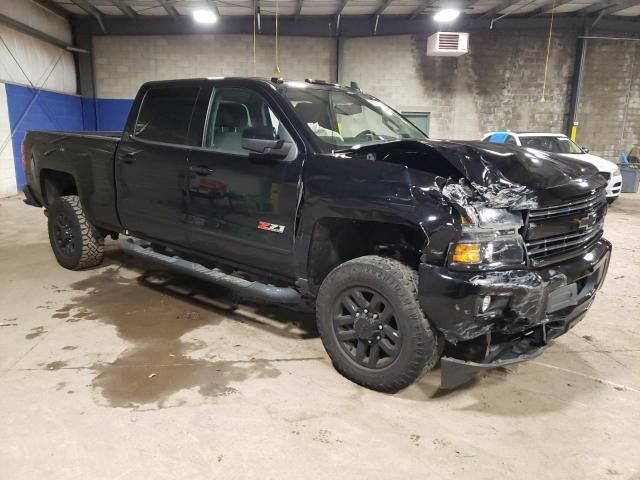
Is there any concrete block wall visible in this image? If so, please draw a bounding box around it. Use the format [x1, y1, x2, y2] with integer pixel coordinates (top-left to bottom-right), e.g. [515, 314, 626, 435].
[577, 36, 640, 161]
[342, 31, 576, 141]
[93, 35, 337, 99]
[63, 30, 640, 163]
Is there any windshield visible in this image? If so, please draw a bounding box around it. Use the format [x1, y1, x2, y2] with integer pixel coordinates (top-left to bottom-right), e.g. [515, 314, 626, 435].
[520, 135, 584, 154]
[282, 86, 426, 150]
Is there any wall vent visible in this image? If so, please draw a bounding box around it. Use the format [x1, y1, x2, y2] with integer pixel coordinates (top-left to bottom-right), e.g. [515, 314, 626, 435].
[426, 32, 469, 56]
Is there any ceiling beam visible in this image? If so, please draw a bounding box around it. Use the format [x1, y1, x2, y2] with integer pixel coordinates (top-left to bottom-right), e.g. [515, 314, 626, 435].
[483, 0, 520, 18]
[587, 0, 640, 26]
[70, 0, 106, 32]
[205, 0, 221, 17]
[598, 0, 640, 16]
[576, 1, 619, 15]
[375, 0, 393, 16]
[110, 0, 137, 19]
[85, 14, 640, 37]
[530, 0, 574, 16]
[157, 0, 179, 18]
[31, 0, 71, 19]
[335, 0, 348, 19]
[409, 1, 433, 19]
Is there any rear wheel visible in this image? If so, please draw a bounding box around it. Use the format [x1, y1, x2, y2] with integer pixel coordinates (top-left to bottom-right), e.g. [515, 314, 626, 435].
[47, 195, 104, 270]
[316, 256, 439, 392]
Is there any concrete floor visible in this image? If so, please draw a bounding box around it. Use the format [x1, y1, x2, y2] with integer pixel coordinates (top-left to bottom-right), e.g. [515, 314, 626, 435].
[1, 194, 639, 480]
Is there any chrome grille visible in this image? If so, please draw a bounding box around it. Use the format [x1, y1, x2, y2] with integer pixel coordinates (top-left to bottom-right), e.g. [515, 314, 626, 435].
[528, 189, 605, 221]
[525, 189, 606, 265]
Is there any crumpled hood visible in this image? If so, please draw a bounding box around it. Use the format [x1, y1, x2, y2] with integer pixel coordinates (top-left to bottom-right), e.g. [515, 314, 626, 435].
[339, 139, 606, 209]
[423, 140, 603, 191]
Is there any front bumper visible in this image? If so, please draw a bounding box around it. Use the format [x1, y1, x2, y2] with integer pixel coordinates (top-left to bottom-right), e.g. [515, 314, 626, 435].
[607, 174, 623, 198]
[418, 239, 611, 388]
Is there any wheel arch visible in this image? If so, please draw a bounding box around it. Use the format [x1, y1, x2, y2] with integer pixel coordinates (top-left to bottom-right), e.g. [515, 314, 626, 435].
[39, 168, 79, 206]
[305, 217, 427, 291]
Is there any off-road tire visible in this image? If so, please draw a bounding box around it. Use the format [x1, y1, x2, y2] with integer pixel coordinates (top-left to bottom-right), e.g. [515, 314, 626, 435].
[48, 195, 104, 270]
[316, 255, 439, 392]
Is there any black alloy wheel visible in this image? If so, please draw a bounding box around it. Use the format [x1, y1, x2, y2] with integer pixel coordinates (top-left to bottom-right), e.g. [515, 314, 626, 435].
[333, 287, 403, 370]
[53, 211, 76, 256]
[47, 195, 104, 270]
[316, 255, 439, 392]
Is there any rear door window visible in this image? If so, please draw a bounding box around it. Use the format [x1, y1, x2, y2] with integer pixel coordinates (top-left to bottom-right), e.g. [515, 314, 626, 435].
[134, 86, 200, 145]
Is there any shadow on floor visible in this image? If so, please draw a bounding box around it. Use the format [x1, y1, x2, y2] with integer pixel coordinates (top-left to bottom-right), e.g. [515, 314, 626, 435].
[44, 246, 319, 409]
[101, 247, 319, 340]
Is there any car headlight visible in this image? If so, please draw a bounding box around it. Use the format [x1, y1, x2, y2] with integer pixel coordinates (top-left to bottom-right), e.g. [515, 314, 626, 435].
[448, 206, 525, 271]
[613, 166, 621, 177]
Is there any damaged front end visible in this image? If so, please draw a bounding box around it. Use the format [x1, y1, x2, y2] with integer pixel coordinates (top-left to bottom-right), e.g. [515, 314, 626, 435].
[419, 141, 612, 389]
[420, 237, 610, 389]
[340, 138, 612, 389]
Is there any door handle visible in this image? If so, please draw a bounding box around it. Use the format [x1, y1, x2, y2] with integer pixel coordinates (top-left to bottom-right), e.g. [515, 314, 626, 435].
[121, 150, 142, 164]
[190, 166, 214, 176]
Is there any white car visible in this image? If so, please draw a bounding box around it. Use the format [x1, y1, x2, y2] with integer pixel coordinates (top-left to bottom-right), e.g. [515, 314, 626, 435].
[481, 132, 622, 203]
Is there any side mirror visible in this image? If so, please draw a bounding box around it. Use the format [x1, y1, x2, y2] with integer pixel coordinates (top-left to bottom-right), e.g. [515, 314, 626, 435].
[581, 145, 590, 153]
[242, 126, 291, 158]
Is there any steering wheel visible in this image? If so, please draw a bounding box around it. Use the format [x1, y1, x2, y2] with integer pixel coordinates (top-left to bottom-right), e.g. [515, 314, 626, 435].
[355, 129, 377, 140]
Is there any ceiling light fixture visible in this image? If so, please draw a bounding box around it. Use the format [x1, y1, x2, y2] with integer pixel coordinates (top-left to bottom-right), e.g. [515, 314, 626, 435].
[433, 8, 460, 22]
[193, 9, 218, 24]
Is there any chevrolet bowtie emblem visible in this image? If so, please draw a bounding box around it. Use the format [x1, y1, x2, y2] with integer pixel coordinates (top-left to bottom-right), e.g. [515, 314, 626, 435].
[576, 214, 595, 230]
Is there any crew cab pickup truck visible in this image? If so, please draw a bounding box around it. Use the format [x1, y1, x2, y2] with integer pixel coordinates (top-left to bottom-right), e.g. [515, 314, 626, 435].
[22, 78, 612, 391]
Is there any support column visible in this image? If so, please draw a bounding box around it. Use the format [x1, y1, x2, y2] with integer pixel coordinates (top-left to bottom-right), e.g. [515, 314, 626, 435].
[566, 23, 589, 141]
[336, 35, 344, 84]
[73, 19, 97, 130]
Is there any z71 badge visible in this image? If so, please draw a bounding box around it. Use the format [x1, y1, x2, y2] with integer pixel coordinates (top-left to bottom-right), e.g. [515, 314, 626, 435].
[257, 221, 286, 233]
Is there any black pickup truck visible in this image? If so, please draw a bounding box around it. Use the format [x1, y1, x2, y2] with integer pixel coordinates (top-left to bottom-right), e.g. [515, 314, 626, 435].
[22, 77, 611, 391]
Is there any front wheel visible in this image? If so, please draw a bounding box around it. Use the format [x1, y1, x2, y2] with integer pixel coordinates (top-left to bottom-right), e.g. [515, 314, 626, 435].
[607, 197, 617, 205]
[316, 256, 439, 392]
[47, 195, 104, 270]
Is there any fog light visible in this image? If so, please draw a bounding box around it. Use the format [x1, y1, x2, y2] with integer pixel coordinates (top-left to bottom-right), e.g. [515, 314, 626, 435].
[481, 295, 491, 313]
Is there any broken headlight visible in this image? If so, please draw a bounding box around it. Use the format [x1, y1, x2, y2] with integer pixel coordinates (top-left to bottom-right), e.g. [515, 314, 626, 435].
[448, 206, 525, 271]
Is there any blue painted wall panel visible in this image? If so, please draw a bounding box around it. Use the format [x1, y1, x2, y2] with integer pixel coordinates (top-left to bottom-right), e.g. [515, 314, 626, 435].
[4, 82, 135, 189]
[5, 83, 85, 189]
[81, 96, 97, 131]
[96, 98, 133, 132]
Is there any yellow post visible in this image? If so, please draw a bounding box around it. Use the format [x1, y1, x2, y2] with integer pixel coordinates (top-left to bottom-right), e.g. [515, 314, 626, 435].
[570, 123, 578, 142]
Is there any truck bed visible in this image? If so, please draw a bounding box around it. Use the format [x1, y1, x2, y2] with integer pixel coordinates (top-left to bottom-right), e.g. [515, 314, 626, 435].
[23, 130, 123, 232]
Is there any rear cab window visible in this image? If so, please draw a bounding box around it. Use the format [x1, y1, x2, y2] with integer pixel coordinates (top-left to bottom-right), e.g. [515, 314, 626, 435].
[134, 86, 201, 145]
